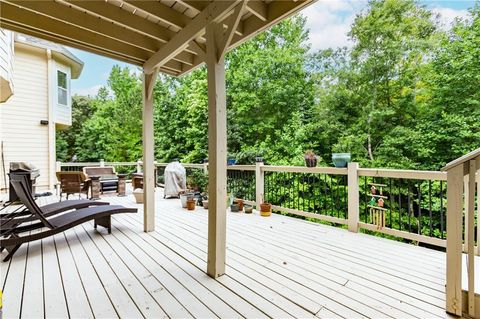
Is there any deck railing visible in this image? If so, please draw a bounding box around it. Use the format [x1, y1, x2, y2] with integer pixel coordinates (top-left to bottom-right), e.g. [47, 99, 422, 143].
[57, 159, 479, 253]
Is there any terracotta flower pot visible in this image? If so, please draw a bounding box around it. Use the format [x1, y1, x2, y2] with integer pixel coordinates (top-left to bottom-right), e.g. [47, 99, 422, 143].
[202, 200, 208, 209]
[234, 199, 244, 211]
[186, 199, 196, 211]
[260, 203, 272, 217]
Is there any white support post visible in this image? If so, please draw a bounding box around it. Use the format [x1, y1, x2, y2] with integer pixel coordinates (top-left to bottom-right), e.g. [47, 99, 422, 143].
[255, 161, 264, 210]
[206, 22, 227, 278]
[99, 159, 105, 167]
[142, 70, 158, 232]
[55, 161, 61, 172]
[466, 160, 476, 316]
[347, 162, 359, 233]
[445, 164, 464, 316]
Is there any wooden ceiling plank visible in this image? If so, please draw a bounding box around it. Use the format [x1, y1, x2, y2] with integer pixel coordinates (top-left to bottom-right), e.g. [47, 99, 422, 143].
[123, 0, 190, 29]
[246, 0, 267, 21]
[0, 21, 144, 65]
[6, 0, 161, 53]
[143, 0, 241, 73]
[174, 0, 207, 13]
[65, 0, 174, 43]
[0, 2, 151, 61]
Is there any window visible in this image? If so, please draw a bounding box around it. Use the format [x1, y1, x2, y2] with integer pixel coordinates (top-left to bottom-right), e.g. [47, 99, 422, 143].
[57, 70, 68, 106]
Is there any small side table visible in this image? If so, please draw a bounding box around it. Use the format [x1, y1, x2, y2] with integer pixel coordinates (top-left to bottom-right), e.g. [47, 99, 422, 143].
[117, 174, 127, 197]
[90, 176, 101, 200]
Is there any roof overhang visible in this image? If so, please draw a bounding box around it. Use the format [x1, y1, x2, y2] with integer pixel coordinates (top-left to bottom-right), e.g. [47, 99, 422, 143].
[0, 0, 314, 77]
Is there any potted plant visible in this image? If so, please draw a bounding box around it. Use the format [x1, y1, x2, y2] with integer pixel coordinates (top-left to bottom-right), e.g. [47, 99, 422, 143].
[133, 188, 143, 204]
[234, 199, 244, 211]
[230, 203, 240, 212]
[244, 204, 253, 214]
[186, 198, 196, 210]
[201, 193, 208, 209]
[304, 150, 319, 167]
[260, 195, 271, 217]
[332, 144, 351, 168]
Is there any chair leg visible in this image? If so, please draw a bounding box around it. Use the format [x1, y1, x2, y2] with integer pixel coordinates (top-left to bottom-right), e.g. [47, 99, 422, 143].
[3, 243, 21, 262]
[94, 216, 111, 234]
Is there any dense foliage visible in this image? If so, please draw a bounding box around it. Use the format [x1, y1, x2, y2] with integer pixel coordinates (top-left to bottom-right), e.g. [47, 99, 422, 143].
[57, 0, 480, 171]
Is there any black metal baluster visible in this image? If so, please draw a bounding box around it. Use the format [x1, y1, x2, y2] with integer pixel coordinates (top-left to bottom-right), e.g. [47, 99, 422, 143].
[408, 181, 412, 233]
[418, 181, 422, 235]
[364, 176, 368, 222]
[429, 180, 433, 237]
[398, 181, 402, 231]
[440, 181, 444, 239]
[389, 179, 393, 227]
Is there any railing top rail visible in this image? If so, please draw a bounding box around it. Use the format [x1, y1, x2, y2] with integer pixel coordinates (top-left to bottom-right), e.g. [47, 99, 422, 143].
[60, 162, 138, 166]
[442, 147, 480, 171]
[262, 165, 348, 175]
[358, 168, 447, 181]
[227, 165, 255, 171]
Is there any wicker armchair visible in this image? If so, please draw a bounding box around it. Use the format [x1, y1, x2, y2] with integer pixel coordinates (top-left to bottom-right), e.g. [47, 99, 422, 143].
[56, 171, 90, 200]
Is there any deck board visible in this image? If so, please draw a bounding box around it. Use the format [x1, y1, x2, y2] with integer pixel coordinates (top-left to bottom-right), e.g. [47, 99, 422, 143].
[0, 189, 459, 318]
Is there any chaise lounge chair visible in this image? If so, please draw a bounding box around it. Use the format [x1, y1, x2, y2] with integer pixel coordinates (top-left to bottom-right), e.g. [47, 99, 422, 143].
[0, 177, 137, 262]
[1, 197, 110, 237]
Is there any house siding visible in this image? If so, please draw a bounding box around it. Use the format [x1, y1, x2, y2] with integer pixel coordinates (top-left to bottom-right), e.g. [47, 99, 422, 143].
[0, 29, 14, 102]
[0, 44, 50, 190]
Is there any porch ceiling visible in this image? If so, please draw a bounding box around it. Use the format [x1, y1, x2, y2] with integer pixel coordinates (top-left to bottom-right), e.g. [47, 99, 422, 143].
[0, 0, 313, 76]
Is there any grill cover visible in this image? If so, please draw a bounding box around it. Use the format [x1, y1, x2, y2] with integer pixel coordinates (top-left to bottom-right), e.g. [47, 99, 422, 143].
[164, 161, 186, 198]
[9, 162, 40, 179]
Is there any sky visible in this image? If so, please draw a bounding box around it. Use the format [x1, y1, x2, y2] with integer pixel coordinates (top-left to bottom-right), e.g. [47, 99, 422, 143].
[70, 0, 475, 96]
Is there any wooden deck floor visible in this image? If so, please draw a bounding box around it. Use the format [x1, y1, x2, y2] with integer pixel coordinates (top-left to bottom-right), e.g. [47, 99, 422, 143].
[1, 189, 454, 318]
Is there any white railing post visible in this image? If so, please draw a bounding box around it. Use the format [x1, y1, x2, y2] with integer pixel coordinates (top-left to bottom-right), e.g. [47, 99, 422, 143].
[348, 162, 359, 232]
[137, 160, 142, 173]
[255, 160, 264, 210]
[203, 161, 209, 174]
[100, 159, 105, 167]
[445, 164, 464, 316]
[55, 161, 61, 172]
[466, 160, 476, 316]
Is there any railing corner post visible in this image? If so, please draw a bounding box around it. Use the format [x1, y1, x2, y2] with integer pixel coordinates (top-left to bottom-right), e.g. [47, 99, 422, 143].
[99, 159, 105, 167]
[55, 161, 61, 172]
[255, 161, 264, 210]
[347, 162, 360, 233]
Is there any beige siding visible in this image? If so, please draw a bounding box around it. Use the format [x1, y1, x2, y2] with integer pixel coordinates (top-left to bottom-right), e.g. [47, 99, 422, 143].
[0, 29, 14, 102]
[0, 44, 50, 190]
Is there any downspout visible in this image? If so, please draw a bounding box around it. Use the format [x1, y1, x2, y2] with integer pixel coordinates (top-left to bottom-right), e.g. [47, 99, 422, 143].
[46, 49, 56, 190]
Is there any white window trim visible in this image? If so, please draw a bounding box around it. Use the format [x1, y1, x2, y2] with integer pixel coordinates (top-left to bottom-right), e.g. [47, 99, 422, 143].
[55, 63, 71, 108]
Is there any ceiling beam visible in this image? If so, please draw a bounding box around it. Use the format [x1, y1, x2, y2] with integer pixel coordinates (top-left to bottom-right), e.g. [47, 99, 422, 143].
[218, 1, 247, 61]
[0, 21, 144, 65]
[177, 0, 312, 76]
[0, 2, 151, 61]
[231, 0, 312, 49]
[123, 0, 190, 29]
[65, 0, 174, 43]
[143, 0, 241, 73]
[246, 1, 267, 21]
[6, 0, 161, 53]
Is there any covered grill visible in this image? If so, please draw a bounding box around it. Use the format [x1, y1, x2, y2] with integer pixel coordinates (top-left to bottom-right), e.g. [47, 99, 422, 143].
[9, 162, 39, 202]
[164, 161, 186, 198]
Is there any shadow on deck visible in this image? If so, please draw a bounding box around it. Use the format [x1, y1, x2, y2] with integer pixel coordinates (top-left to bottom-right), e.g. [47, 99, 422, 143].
[1, 188, 451, 318]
